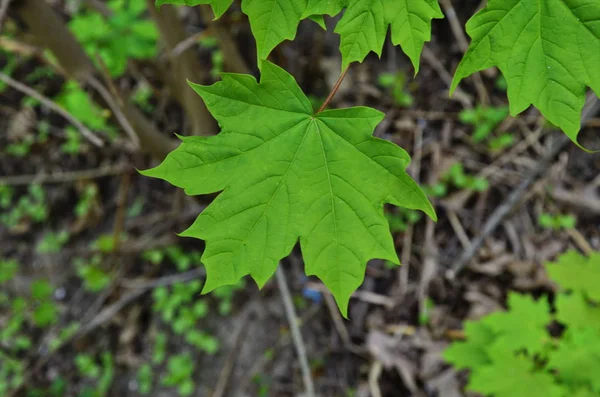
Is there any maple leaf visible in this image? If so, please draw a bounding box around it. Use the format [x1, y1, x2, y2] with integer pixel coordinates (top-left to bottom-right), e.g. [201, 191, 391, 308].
[442, 320, 494, 369]
[547, 327, 600, 392]
[479, 293, 551, 355]
[242, 0, 307, 62]
[335, 0, 443, 71]
[467, 354, 563, 397]
[155, 0, 442, 72]
[156, 0, 233, 18]
[156, 0, 307, 66]
[141, 61, 435, 316]
[451, 0, 600, 145]
[555, 292, 600, 332]
[546, 250, 600, 301]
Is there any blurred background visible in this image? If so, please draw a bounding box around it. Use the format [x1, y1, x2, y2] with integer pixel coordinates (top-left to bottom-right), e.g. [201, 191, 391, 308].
[1, 0, 599, 396]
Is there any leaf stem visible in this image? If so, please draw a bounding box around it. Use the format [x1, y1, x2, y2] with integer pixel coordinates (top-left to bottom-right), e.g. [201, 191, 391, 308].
[317, 65, 350, 114]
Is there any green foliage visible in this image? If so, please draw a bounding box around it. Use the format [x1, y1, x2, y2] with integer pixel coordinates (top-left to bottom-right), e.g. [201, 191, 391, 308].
[55, 82, 112, 136]
[546, 250, 600, 301]
[458, 105, 508, 143]
[131, 82, 155, 112]
[385, 208, 422, 234]
[141, 245, 202, 270]
[443, 250, 600, 397]
[199, 36, 225, 79]
[136, 364, 153, 395]
[31, 279, 58, 327]
[75, 255, 111, 292]
[212, 280, 246, 315]
[157, 0, 442, 71]
[487, 133, 515, 152]
[538, 212, 577, 230]
[0, 185, 14, 209]
[151, 279, 221, 353]
[452, 0, 600, 146]
[27, 377, 67, 397]
[378, 71, 413, 107]
[152, 332, 168, 364]
[75, 184, 99, 219]
[0, 352, 25, 396]
[48, 322, 80, 351]
[75, 352, 114, 397]
[440, 163, 489, 193]
[70, 0, 159, 77]
[0, 259, 18, 284]
[142, 61, 435, 315]
[61, 127, 83, 154]
[0, 184, 48, 229]
[37, 230, 70, 253]
[162, 354, 195, 396]
[91, 233, 127, 253]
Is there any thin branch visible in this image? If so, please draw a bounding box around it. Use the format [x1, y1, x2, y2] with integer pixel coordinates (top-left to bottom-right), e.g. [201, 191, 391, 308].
[211, 303, 256, 397]
[449, 93, 600, 277]
[170, 31, 208, 59]
[0, 0, 11, 33]
[317, 66, 350, 113]
[0, 163, 129, 186]
[0, 71, 104, 147]
[439, 0, 489, 105]
[275, 266, 316, 397]
[86, 76, 141, 149]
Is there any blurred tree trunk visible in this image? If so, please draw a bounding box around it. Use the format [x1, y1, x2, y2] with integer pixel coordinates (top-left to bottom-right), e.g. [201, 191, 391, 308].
[147, 1, 218, 137]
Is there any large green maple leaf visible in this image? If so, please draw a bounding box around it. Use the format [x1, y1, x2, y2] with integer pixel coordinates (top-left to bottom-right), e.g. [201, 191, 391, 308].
[155, 0, 442, 72]
[141, 61, 435, 315]
[451, 0, 600, 145]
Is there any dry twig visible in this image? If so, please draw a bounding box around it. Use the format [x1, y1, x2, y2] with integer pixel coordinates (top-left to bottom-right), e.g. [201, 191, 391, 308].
[0, 0, 11, 32]
[449, 94, 600, 277]
[276, 266, 316, 397]
[0, 71, 104, 147]
[0, 163, 129, 186]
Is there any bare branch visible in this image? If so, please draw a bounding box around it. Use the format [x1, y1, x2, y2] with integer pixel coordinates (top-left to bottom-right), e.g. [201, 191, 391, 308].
[0, 71, 104, 147]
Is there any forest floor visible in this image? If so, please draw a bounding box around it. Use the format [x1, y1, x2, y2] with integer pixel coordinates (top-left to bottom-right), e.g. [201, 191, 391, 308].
[1, 1, 600, 396]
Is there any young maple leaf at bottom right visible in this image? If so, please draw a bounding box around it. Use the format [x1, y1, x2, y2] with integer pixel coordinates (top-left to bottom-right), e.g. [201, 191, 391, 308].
[451, 0, 600, 145]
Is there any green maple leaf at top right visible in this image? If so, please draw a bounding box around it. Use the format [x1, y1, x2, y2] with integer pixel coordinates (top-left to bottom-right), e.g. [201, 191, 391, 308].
[452, 0, 600, 146]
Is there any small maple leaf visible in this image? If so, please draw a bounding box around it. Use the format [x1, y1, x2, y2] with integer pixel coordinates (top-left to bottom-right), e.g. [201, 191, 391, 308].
[546, 250, 600, 301]
[156, 0, 233, 18]
[335, 0, 443, 71]
[142, 61, 435, 316]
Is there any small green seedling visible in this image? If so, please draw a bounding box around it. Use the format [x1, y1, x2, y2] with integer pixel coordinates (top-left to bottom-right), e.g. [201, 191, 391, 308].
[37, 230, 70, 253]
[442, 163, 489, 192]
[538, 213, 577, 230]
[459, 105, 509, 143]
[162, 354, 195, 397]
[0, 184, 48, 229]
[75, 255, 111, 292]
[378, 71, 413, 107]
[69, 0, 158, 77]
